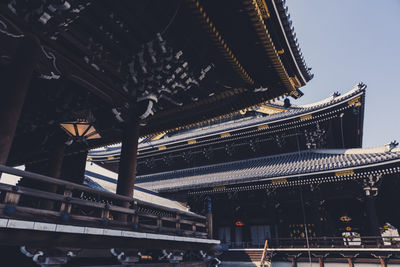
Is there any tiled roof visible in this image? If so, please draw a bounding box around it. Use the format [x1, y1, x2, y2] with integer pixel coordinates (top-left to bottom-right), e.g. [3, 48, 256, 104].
[135, 145, 400, 192]
[84, 162, 191, 213]
[89, 83, 366, 159]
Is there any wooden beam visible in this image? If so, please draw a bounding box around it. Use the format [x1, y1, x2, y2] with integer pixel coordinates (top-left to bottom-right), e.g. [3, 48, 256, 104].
[0, 35, 39, 168]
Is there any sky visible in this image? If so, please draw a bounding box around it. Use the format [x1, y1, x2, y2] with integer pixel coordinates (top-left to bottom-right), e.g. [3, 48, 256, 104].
[286, 0, 400, 148]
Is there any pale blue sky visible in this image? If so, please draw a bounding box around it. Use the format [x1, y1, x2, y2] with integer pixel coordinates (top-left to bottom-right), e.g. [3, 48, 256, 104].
[287, 0, 400, 147]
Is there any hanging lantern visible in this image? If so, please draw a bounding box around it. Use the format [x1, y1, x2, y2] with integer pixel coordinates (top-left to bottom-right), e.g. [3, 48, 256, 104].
[339, 215, 352, 222]
[235, 220, 245, 227]
[60, 119, 101, 142]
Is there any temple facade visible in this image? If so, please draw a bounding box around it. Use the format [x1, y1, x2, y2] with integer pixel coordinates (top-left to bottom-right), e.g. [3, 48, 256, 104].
[89, 83, 400, 266]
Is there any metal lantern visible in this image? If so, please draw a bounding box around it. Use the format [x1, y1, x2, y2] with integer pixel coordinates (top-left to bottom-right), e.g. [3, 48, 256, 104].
[60, 119, 101, 142]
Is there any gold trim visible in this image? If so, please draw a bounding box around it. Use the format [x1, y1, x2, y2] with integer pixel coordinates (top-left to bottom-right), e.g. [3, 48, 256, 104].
[243, 0, 296, 92]
[107, 156, 114, 160]
[348, 96, 361, 106]
[272, 178, 287, 184]
[187, 139, 197, 144]
[149, 132, 166, 141]
[256, 104, 285, 115]
[289, 76, 301, 88]
[187, 0, 254, 85]
[255, 0, 270, 19]
[220, 132, 231, 138]
[158, 146, 167, 150]
[300, 114, 312, 121]
[258, 124, 269, 130]
[213, 186, 226, 191]
[277, 49, 284, 55]
[335, 170, 354, 176]
[289, 89, 302, 99]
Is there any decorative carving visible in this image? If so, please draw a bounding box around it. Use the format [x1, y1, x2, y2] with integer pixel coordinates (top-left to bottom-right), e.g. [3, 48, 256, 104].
[274, 134, 286, 148]
[110, 248, 139, 265]
[304, 123, 326, 149]
[362, 174, 382, 197]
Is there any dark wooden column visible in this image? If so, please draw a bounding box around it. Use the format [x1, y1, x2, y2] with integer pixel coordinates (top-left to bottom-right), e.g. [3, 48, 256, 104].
[117, 106, 140, 203]
[48, 144, 66, 180]
[365, 195, 380, 236]
[363, 176, 382, 238]
[205, 196, 213, 239]
[0, 35, 39, 167]
[61, 151, 88, 184]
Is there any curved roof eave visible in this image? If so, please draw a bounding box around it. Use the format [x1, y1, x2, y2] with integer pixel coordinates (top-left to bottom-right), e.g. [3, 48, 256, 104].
[272, 0, 313, 82]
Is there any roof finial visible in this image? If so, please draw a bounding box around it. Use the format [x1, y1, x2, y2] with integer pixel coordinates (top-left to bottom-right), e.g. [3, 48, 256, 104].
[385, 140, 399, 152]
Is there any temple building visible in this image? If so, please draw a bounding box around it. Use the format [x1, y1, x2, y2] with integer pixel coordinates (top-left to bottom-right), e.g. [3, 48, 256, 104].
[0, 0, 317, 266]
[89, 83, 400, 266]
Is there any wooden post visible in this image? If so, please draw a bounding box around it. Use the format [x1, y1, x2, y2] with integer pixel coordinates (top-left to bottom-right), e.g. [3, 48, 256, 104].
[0, 35, 39, 168]
[379, 258, 386, 267]
[60, 187, 72, 214]
[347, 258, 354, 267]
[176, 214, 181, 234]
[291, 258, 297, 267]
[101, 206, 110, 220]
[117, 105, 139, 204]
[205, 196, 213, 239]
[318, 257, 324, 267]
[157, 217, 162, 232]
[131, 201, 139, 228]
[4, 191, 21, 205]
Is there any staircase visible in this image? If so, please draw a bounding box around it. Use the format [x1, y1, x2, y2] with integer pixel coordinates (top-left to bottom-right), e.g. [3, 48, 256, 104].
[220, 241, 272, 267]
[220, 250, 263, 262]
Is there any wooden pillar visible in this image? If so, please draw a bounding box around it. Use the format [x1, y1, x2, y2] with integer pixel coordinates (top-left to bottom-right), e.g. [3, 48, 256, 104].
[48, 144, 65, 180]
[366, 195, 380, 237]
[363, 176, 382, 239]
[0, 35, 39, 168]
[61, 151, 87, 184]
[117, 106, 140, 203]
[41, 144, 65, 210]
[205, 196, 213, 239]
[43, 144, 65, 191]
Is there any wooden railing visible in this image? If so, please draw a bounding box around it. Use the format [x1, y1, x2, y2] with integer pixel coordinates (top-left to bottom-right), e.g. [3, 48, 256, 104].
[229, 236, 400, 249]
[0, 165, 209, 239]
